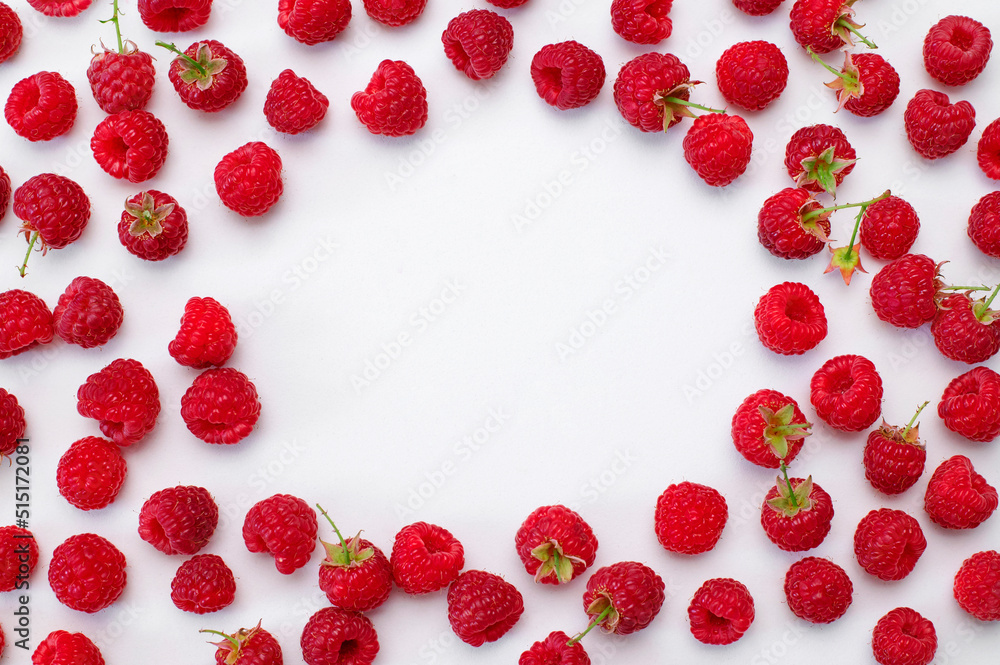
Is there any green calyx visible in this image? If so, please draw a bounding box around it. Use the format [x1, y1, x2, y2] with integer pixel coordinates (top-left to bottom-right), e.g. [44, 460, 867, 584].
[795, 145, 858, 197]
[316, 504, 373, 568]
[156, 41, 228, 90]
[200, 622, 262, 665]
[816, 190, 891, 285]
[808, 48, 862, 111]
[766, 462, 815, 517]
[531, 539, 585, 584]
[759, 404, 812, 461]
[972, 282, 1000, 323]
[832, 2, 877, 50]
[651, 81, 706, 131]
[124, 192, 174, 238]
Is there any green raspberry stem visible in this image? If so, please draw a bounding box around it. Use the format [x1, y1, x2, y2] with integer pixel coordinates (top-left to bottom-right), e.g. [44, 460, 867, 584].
[99, 0, 125, 53]
[17, 231, 38, 278]
[779, 461, 798, 510]
[316, 504, 350, 553]
[836, 17, 877, 49]
[156, 40, 205, 76]
[662, 96, 725, 115]
[567, 605, 615, 645]
[901, 401, 929, 439]
[806, 47, 853, 82]
[199, 629, 239, 649]
[802, 190, 890, 224]
[982, 282, 1000, 310]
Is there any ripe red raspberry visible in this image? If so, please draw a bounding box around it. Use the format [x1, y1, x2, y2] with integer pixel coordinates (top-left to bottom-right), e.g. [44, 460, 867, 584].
[48, 533, 126, 613]
[0, 2, 23, 64]
[362, 0, 424, 26]
[687, 578, 754, 645]
[969, 191, 1000, 258]
[0, 388, 26, 456]
[518, 632, 589, 665]
[732, 0, 783, 15]
[923, 16, 992, 86]
[753, 281, 828, 355]
[77, 358, 160, 447]
[206, 624, 283, 665]
[731, 389, 811, 468]
[978, 118, 1000, 180]
[243, 494, 317, 574]
[939, 366, 1000, 442]
[316, 507, 392, 612]
[932, 292, 1000, 364]
[872, 607, 937, 665]
[87, 44, 156, 114]
[810, 354, 882, 432]
[757, 188, 831, 260]
[784, 124, 856, 196]
[953, 550, 1000, 621]
[715, 41, 788, 111]
[181, 367, 261, 444]
[351, 60, 428, 136]
[530, 41, 605, 111]
[613, 52, 691, 132]
[0, 289, 53, 358]
[278, 0, 351, 44]
[783, 557, 852, 623]
[165, 40, 247, 112]
[485, 0, 527, 6]
[215, 142, 284, 217]
[610, 0, 672, 45]
[391, 521, 464, 594]
[864, 409, 927, 495]
[0, 525, 38, 591]
[869, 254, 941, 328]
[91, 110, 168, 183]
[119, 190, 188, 261]
[56, 436, 127, 511]
[859, 195, 919, 260]
[682, 113, 753, 187]
[761, 473, 833, 552]
[514, 504, 597, 585]
[52, 276, 124, 348]
[138, 485, 219, 555]
[0, 165, 9, 220]
[168, 296, 237, 368]
[301, 608, 379, 665]
[171, 553, 236, 614]
[264, 70, 329, 135]
[924, 455, 998, 530]
[853, 508, 926, 581]
[13, 173, 91, 275]
[447, 570, 524, 646]
[27, 0, 91, 16]
[32, 631, 105, 665]
[139, 0, 211, 32]
[654, 481, 727, 554]
[904, 89, 975, 159]
[442, 10, 513, 81]
[5, 71, 76, 141]
[821, 52, 900, 117]
[789, 0, 870, 54]
[583, 561, 664, 635]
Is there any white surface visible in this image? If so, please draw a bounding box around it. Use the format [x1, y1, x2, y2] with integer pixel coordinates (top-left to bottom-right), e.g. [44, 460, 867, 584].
[1, 0, 999, 662]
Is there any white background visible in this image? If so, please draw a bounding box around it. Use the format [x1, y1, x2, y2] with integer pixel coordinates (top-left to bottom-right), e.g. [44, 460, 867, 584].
[1, 0, 999, 662]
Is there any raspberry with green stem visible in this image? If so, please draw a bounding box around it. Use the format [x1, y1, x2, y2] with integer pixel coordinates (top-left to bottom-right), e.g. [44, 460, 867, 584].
[567, 604, 615, 645]
[157, 40, 228, 90]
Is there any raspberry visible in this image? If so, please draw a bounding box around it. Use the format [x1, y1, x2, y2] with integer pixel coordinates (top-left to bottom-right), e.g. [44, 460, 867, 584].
[654, 481, 727, 554]
[0, 525, 38, 591]
[968, 192, 1000, 259]
[391, 522, 464, 594]
[0, 388, 26, 456]
[52, 276, 124, 348]
[351, 60, 428, 136]
[0, 165, 9, 220]
[864, 411, 927, 495]
[318, 520, 393, 612]
[87, 44, 156, 114]
[207, 624, 283, 665]
[583, 561, 664, 635]
[518, 632, 590, 665]
[760, 474, 833, 552]
[447, 570, 524, 646]
[27, 0, 91, 16]
[810, 354, 883, 432]
[119, 190, 188, 261]
[939, 366, 1000, 442]
[48, 533, 126, 613]
[13, 173, 91, 275]
[784, 124, 856, 196]
[442, 10, 513, 81]
[5, 71, 76, 141]
[91, 110, 168, 183]
[0, 289, 53, 359]
[978, 118, 1000, 180]
[138, 485, 219, 555]
[687, 578, 754, 645]
[361, 0, 425, 27]
[859, 195, 920, 260]
[610, 0, 672, 45]
[783, 557, 852, 624]
[731, 389, 811, 468]
[56, 436, 127, 511]
[530, 41, 606, 110]
[168, 297, 237, 368]
[872, 607, 937, 665]
[822, 52, 900, 118]
[869, 254, 941, 328]
[683, 113, 753, 187]
[789, 0, 869, 54]
[932, 292, 1000, 364]
[0, 2, 23, 64]
[904, 89, 975, 159]
[171, 553, 236, 614]
[180, 367, 261, 444]
[165, 40, 247, 112]
[923, 15, 992, 86]
[301, 608, 379, 665]
[757, 188, 830, 260]
[853, 508, 926, 581]
[715, 41, 788, 111]
[243, 494, 317, 574]
[514, 504, 597, 585]
[214, 141, 284, 217]
[485, 0, 527, 7]
[264, 70, 329, 135]
[732, 0, 783, 15]
[77, 358, 160, 447]
[953, 550, 1000, 621]
[138, 0, 211, 32]
[924, 455, 998, 530]
[613, 52, 691, 132]
[753, 281, 828, 355]
[32, 631, 105, 665]
[278, 0, 351, 44]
